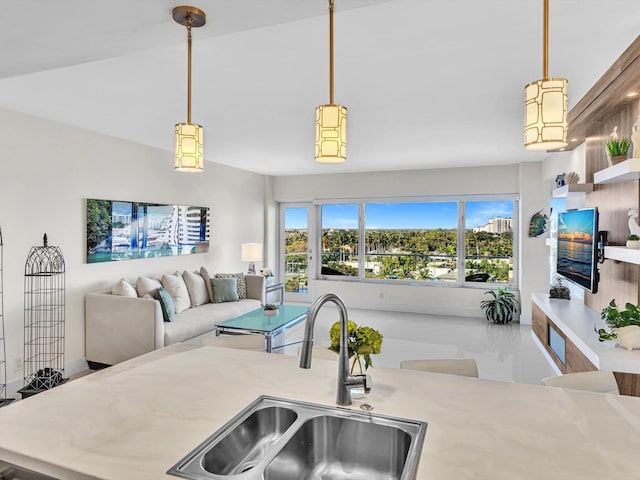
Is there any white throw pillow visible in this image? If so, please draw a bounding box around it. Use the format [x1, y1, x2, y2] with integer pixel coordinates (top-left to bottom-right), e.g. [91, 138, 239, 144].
[136, 276, 162, 298]
[112, 278, 137, 297]
[183, 270, 209, 307]
[161, 273, 191, 314]
[200, 266, 215, 303]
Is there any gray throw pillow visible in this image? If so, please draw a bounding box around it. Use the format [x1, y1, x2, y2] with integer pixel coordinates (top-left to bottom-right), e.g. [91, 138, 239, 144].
[215, 273, 247, 299]
[211, 278, 239, 303]
[154, 287, 175, 322]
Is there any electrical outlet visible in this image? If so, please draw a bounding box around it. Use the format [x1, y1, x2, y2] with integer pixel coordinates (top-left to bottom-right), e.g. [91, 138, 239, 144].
[13, 356, 22, 372]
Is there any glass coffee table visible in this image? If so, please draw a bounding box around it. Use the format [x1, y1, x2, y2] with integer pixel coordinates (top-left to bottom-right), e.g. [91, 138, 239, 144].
[214, 305, 310, 353]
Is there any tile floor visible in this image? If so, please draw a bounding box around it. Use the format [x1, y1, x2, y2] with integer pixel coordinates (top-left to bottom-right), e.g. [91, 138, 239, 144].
[281, 304, 558, 385]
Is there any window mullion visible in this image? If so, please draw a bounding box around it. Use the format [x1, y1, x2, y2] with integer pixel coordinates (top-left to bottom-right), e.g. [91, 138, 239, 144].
[458, 201, 466, 285]
[359, 203, 365, 280]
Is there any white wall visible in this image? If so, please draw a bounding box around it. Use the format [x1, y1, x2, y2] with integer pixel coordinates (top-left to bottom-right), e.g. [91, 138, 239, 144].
[0, 108, 264, 396]
[518, 162, 552, 323]
[272, 164, 546, 320]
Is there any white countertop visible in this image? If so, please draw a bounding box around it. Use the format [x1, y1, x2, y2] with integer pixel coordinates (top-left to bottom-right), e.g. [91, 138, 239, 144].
[532, 293, 640, 373]
[0, 344, 639, 480]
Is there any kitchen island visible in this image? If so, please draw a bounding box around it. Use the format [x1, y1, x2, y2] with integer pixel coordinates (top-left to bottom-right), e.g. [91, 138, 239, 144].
[0, 343, 638, 479]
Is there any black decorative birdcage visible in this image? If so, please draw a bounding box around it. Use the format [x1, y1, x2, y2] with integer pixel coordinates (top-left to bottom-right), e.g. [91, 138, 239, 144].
[0, 227, 13, 407]
[19, 234, 66, 398]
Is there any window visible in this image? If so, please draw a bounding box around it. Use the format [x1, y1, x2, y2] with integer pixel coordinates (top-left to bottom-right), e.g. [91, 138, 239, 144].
[364, 202, 458, 282]
[320, 204, 359, 277]
[284, 207, 309, 293]
[464, 201, 514, 284]
[315, 196, 517, 287]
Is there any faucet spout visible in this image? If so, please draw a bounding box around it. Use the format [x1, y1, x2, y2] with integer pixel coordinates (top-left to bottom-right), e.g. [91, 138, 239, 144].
[299, 293, 368, 406]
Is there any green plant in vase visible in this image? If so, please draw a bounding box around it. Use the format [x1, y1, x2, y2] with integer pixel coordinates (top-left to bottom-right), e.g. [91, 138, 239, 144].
[627, 234, 640, 249]
[597, 299, 640, 341]
[328, 320, 383, 372]
[604, 137, 631, 164]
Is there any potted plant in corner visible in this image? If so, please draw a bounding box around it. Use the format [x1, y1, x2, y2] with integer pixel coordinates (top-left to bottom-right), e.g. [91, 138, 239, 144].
[481, 287, 520, 324]
[263, 303, 279, 317]
[627, 234, 640, 249]
[604, 137, 631, 165]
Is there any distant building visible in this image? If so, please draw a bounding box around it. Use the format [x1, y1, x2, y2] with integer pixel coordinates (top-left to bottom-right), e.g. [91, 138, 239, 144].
[473, 217, 512, 234]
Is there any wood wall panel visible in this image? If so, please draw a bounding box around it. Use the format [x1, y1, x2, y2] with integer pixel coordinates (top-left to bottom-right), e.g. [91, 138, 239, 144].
[585, 180, 639, 312]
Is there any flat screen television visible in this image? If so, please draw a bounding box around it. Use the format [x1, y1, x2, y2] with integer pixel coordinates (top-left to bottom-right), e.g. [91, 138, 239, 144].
[556, 207, 599, 293]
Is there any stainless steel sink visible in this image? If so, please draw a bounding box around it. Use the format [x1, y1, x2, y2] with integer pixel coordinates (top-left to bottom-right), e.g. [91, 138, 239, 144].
[168, 396, 427, 480]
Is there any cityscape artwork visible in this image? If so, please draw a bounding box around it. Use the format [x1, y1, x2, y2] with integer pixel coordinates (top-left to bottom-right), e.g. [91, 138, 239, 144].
[86, 198, 210, 263]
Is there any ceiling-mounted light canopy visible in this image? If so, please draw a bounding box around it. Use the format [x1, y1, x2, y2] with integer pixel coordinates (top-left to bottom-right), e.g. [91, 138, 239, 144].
[173, 5, 206, 172]
[524, 0, 568, 151]
[315, 0, 347, 163]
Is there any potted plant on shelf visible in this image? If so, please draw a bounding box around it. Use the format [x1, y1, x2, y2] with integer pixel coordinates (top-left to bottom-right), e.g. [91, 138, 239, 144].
[627, 234, 640, 249]
[481, 287, 520, 324]
[604, 137, 631, 165]
[328, 320, 383, 373]
[597, 300, 640, 350]
[263, 303, 279, 317]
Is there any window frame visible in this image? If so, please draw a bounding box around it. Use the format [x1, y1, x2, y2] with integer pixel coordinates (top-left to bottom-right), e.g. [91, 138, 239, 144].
[313, 194, 519, 289]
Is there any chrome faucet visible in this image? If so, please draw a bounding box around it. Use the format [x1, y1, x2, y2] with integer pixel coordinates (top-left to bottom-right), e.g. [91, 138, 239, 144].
[299, 293, 371, 406]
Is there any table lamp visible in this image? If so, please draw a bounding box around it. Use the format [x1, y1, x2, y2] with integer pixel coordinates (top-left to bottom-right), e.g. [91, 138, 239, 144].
[241, 243, 263, 275]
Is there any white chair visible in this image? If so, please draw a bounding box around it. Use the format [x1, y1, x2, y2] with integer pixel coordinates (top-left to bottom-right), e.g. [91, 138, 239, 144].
[400, 359, 479, 378]
[201, 334, 265, 352]
[541, 371, 620, 394]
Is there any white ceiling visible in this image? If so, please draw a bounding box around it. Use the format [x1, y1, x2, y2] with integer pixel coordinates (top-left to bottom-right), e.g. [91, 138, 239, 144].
[0, 0, 638, 176]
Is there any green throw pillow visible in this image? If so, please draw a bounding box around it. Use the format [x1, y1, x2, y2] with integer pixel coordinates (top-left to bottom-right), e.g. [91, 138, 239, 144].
[211, 277, 239, 303]
[155, 287, 175, 322]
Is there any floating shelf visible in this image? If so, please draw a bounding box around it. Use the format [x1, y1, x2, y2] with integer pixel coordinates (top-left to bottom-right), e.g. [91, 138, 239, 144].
[551, 183, 593, 198]
[594, 158, 640, 184]
[604, 245, 640, 264]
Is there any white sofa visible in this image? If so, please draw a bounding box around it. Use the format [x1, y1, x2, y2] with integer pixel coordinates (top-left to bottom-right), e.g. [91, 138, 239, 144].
[85, 273, 265, 368]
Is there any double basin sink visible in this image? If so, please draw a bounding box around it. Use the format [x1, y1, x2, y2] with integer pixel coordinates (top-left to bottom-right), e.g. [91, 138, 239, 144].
[168, 395, 427, 480]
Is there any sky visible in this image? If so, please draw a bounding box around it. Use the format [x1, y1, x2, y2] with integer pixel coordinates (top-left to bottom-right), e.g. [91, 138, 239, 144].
[285, 201, 514, 230]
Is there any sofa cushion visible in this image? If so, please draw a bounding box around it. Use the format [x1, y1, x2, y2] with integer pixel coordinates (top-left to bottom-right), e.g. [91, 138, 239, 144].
[161, 273, 191, 314]
[163, 298, 261, 345]
[200, 266, 215, 302]
[211, 277, 240, 303]
[215, 272, 247, 299]
[182, 270, 209, 307]
[136, 276, 162, 297]
[112, 278, 137, 297]
[154, 287, 175, 322]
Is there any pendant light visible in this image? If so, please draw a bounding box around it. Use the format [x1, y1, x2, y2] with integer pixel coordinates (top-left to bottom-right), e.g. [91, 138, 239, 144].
[315, 0, 347, 163]
[524, 0, 568, 150]
[173, 6, 206, 172]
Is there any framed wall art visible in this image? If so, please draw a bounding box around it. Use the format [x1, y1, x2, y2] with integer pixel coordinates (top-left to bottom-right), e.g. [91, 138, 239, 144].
[86, 199, 210, 263]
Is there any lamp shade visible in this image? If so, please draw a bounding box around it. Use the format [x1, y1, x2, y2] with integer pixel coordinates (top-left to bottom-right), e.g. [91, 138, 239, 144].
[524, 78, 568, 150]
[175, 123, 204, 172]
[315, 104, 347, 163]
[241, 243, 263, 263]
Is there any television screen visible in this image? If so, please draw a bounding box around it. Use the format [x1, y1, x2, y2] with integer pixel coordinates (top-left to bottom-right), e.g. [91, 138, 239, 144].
[556, 208, 598, 293]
